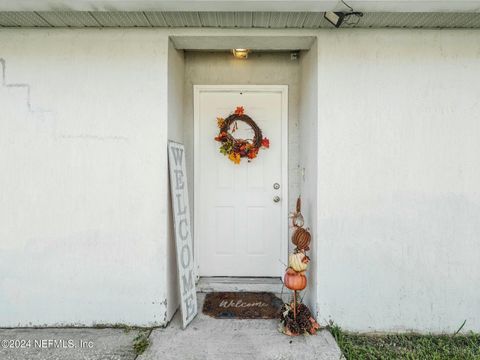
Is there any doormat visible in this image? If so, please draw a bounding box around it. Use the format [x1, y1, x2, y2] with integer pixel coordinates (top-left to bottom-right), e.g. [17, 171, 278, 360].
[202, 292, 283, 319]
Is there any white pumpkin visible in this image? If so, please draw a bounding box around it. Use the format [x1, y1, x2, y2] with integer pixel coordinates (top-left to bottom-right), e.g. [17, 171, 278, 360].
[288, 252, 309, 272]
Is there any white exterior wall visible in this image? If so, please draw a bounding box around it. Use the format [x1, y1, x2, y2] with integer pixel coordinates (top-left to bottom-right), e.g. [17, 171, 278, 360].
[316, 29, 480, 332]
[1, 26, 480, 332]
[298, 41, 319, 318]
[166, 39, 184, 321]
[0, 29, 171, 327]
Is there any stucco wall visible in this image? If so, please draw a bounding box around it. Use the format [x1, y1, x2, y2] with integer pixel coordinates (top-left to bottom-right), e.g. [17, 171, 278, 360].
[0, 29, 170, 327]
[298, 40, 319, 318]
[1, 26, 480, 332]
[316, 29, 480, 332]
[166, 39, 184, 321]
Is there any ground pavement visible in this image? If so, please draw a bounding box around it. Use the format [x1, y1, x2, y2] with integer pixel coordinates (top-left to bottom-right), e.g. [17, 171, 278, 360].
[0, 294, 342, 360]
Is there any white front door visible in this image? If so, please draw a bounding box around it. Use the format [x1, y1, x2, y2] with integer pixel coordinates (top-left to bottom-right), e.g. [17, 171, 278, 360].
[194, 86, 288, 277]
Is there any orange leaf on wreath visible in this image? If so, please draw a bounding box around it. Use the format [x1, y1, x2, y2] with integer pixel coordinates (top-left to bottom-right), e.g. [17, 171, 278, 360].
[229, 152, 241, 164]
[234, 106, 245, 116]
[247, 150, 258, 159]
[261, 137, 270, 148]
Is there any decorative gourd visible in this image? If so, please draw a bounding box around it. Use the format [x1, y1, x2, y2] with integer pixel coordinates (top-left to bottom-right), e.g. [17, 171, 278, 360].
[288, 252, 309, 272]
[291, 213, 305, 228]
[292, 227, 311, 251]
[284, 268, 307, 291]
[290, 196, 305, 228]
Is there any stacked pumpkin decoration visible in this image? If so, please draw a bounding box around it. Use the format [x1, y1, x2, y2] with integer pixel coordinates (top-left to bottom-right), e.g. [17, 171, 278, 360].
[292, 227, 311, 251]
[284, 197, 311, 292]
[281, 196, 320, 336]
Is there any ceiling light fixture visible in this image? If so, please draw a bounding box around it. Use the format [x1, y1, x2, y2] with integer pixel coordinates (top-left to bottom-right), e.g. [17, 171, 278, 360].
[232, 49, 250, 59]
[324, 0, 363, 28]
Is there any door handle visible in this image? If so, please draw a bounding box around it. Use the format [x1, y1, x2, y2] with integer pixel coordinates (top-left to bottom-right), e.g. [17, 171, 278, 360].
[273, 196, 281, 203]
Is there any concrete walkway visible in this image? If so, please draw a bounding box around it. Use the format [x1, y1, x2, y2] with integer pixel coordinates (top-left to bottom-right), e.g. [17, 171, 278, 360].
[0, 328, 144, 360]
[139, 294, 342, 360]
[0, 295, 342, 360]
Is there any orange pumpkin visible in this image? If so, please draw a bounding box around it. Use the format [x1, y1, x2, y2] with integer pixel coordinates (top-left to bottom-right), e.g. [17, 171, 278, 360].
[284, 268, 307, 291]
[292, 227, 311, 251]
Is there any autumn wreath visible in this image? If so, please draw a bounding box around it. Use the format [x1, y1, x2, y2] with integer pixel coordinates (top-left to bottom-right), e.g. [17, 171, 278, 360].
[214, 106, 270, 164]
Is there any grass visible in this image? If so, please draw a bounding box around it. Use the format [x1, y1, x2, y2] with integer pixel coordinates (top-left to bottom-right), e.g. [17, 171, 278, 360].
[92, 323, 137, 333]
[133, 331, 151, 356]
[329, 324, 480, 360]
[92, 323, 153, 356]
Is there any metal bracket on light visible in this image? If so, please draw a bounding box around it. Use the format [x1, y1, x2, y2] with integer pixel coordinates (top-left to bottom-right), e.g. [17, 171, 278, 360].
[324, 0, 363, 28]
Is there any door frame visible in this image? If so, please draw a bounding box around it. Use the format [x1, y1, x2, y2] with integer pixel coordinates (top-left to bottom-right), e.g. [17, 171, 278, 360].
[193, 84, 289, 278]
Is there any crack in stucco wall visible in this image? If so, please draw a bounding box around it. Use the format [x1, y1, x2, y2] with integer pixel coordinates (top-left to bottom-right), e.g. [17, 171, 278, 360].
[1, 57, 128, 142]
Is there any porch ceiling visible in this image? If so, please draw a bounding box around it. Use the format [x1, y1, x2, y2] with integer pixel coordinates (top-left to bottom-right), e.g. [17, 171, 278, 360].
[0, 11, 480, 28]
[1, 1, 480, 13]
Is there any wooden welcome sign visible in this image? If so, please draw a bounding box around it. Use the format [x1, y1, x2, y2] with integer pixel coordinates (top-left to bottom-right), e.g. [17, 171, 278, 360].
[168, 141, 197, 328]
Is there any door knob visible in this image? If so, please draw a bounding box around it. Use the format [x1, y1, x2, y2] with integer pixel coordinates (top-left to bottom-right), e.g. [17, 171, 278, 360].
[273, 196, 281, 203]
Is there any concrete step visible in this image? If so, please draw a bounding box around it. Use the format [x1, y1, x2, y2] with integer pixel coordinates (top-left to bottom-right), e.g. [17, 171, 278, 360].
[139, 293, 342, 360]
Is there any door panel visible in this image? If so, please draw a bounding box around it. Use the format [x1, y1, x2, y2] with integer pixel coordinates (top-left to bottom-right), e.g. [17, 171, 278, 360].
[195, 88, 286, 277]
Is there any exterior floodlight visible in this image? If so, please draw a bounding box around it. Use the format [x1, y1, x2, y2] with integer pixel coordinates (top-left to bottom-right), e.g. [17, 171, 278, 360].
[324, 11, 346, 28]
[324, 10, 364, 28]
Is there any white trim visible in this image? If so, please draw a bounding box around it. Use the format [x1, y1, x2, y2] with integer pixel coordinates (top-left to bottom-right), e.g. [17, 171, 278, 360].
[193, 84, 289, 278]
